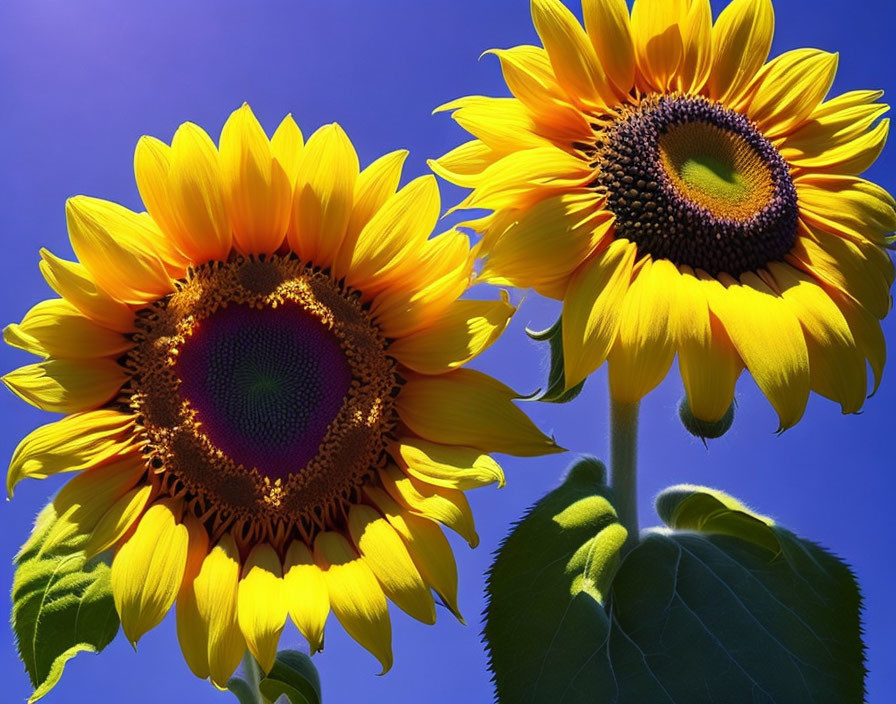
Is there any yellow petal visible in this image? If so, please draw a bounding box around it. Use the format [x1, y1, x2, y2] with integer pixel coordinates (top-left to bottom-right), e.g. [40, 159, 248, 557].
[270, 114, 304, 187]
[370, 232, 474, 340]
[705, 271, 810, 430]
[676, 269, 743, 422]
[66, 196, 173, 304]
[365, 487, 462, 620]
[193, 534, 246, 688]
[38, 250, 134, 332]
[708, 0, 775, 106]
[4, 298, 131, 359]
[379, 464, 479, 548]
[134, 136, 185, 250]
[435, 96, 555, 154]
[168, 122, 232, 263]
[483, 47, 592, 135]
[112, 501, 188, 644]
[830, 290, 886, 395]
[608, 258, 680, 405]
[396, 368, 562, 457]
[220, 103, 292, 255]
[531, 0, 612, 107]
[768, 262, 866, 414]
[237, 544, 287, 673]
[7, 409, 135, 496]
[677, 0, 713, 93]
[177, 516, 212, 680]
[630, 0, 685, 92]
[345, 175, 440, 295]
[747, 49, 839, 138]
[478, 193, 611, 289]
[42, 453, 147, 555]
[348, 505, 435, 625]
[84, 485, 153, 557]
[389, 437, 505, 491]
[334, 149, 409, 281]
[314, 531, 392, 673]
[428, 139, 500, 182]
[3, 358, 126, 413]
[562, 239, 637, 389]
[582, 0, 636, 95]
[788, 117, 889, 176]
[795, 174, 896, 246]
[283, 541, 329, 654]
[388, 295, 515, 374]
[288, 123, 359, 268]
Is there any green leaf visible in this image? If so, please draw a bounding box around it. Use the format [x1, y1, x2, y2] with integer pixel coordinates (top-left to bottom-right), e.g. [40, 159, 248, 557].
[258, 650, 322, 704]
[485, 477, 865, 703]
[12, 504, 120, 702]
[226, 676, 259, 704]
[525, 317, 585, 403]
[483, 457, 628, 702]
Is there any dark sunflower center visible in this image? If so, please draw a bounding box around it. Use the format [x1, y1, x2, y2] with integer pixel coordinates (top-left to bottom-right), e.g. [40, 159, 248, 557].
[176, 303, 352, 482]
[594, 95, 798, 276]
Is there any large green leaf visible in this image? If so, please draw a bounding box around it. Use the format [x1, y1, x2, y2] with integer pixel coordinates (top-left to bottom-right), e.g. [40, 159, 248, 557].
[525, 318, 585, 404]
[485, 472, 865, 703]
[12, 504, 120, 702]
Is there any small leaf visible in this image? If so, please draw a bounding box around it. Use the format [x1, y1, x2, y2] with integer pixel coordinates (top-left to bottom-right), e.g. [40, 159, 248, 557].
[258, 650, 322, 704]
[12, 504, 120, 702]
[485, 477, 865, 703]
[226, 676, 259, 704]
[525, 317, 585, 403]
[483, 457, 627, 702]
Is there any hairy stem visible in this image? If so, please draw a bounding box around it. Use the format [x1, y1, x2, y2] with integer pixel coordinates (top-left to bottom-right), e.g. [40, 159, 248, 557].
[610, 399, 640, 554]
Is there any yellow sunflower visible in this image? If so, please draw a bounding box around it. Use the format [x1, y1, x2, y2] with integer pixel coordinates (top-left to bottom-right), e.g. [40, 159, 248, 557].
[431, 0, 895, 429]
[3, 104, 562, 686]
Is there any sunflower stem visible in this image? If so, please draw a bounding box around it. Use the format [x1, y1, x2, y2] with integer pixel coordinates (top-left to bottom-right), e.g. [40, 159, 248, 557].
[609, 399, 640, 554]
[241, 651, 268, 704]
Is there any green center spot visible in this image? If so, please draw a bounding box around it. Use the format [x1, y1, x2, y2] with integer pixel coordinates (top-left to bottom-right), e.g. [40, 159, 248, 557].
[678, 154, 749, 203]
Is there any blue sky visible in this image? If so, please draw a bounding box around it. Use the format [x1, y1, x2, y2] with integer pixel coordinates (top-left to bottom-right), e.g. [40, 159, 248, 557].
[0, 0, 893, 701]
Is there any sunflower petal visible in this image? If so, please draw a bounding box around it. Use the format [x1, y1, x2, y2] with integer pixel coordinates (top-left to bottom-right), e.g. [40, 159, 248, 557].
[676, 270, 743, 422]
[435, 96, 555, 154]
[582, 0, 636, 95]
[3, 358, 126, 414]
[237, 544, 287, 673]
[769, 262, 866, 414]
[630, 0, 684, 92]
[705, 271, 810, 430]
[194, 534, 246, 688]
[747, 49, 839, 138]
[314, 531, 392, 674]
[112, 501, 188, 644]
[708, 0, 775, 106]
[348, 505, 436, 625]
[562, 239, 637, 388]
[167, 122, 232, 263]
[379, 464, 479, 548]
[830, 290, 886, 395]
[283, 541, 329, 654]
[388, 295, 515, 374]
[607, 258, 680, 404]
[270, 114, 304, 188]
[220, 103, 292, 255]
[795, 174, 896, 245]
[365, 487, 462, 621]
[66, 196, 173, 304]
[38, 250, 135, 332]
[788, 117, 889, 176]
[4, 298, 131, 359]
[678, 0, 713, 93]
[389, 437, 505, 491]
[7, 410, 135, 496]
[177, 516, 212, 680]
[288, 123, 359, 268]
[83, 485, 153, 558]
[397, 368, 561, 457]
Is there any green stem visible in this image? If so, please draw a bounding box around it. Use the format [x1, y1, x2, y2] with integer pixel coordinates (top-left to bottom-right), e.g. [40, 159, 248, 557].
[610, 399, 640, 554]
[241, 651, 268, 704]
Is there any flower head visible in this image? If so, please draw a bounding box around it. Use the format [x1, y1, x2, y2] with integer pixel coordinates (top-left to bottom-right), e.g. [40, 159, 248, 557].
[3, 104, 561, 685]
[431, 0, 895, 429]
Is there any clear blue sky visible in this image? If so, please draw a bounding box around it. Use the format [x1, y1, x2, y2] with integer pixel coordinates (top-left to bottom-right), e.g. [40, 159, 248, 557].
[1, 1, 893, 701]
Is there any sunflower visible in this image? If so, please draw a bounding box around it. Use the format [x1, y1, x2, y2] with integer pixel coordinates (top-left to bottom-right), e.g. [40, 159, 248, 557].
[431, 0, 895, 429]
[3, 104, 562, 686]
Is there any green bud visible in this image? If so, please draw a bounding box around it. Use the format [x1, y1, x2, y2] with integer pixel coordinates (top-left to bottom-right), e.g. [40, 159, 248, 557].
[678, 397, 734, 440]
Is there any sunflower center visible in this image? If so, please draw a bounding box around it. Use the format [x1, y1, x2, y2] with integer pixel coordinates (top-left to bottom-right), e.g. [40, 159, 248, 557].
[127, 255, 398, 548]
[176, 303, 352, 482]
[594, 95, 798, 276]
